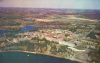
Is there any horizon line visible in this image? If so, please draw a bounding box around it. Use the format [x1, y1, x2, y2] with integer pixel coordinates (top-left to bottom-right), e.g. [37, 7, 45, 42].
[0, 6, 100, 10]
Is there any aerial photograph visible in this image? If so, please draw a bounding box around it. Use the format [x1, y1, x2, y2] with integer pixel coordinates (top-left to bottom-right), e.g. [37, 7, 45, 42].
[0, 0, 100, 63]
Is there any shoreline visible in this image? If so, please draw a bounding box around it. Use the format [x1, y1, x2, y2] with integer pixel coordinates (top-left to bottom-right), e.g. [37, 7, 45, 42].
[0, 50, 85, 63]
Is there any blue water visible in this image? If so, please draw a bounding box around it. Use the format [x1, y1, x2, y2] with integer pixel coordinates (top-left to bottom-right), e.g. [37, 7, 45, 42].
[0, 30, 5, 35]
[0, 30, 19, 35]
[21, 26, 38, 32]
[0, 26, 38, 35]
[0, 52, 80, 63]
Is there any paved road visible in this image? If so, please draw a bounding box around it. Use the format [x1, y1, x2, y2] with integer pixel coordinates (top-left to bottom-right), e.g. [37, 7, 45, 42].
[67, 26, 96, 44]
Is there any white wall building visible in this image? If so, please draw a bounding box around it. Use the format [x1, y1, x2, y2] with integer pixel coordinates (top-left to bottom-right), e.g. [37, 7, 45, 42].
[58, 40, 75, 47]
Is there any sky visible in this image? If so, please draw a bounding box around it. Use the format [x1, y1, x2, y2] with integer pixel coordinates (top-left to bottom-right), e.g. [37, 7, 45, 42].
[0, 0, 100, 9]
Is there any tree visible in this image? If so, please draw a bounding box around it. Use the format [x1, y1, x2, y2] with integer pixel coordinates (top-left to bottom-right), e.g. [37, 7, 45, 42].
[41, 47, 47, 53]
[0, 42, 6, 47]
[92, 61, 95, 63]
[98, 43, 100, 52]
[65, 34, 70, 37]
[22, 46, 28, 51]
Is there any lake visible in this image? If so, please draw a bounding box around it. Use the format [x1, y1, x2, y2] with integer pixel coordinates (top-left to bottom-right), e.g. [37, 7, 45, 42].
[21, 26, 38, 32]
[0, 30, 5, 35]
[0, 26, 38, 35]
[0, 52, 80, 63]
[0, 30, 19, 35]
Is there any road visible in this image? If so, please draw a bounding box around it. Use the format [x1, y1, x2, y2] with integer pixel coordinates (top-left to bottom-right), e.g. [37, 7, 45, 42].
[67, 26, 96, 44]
